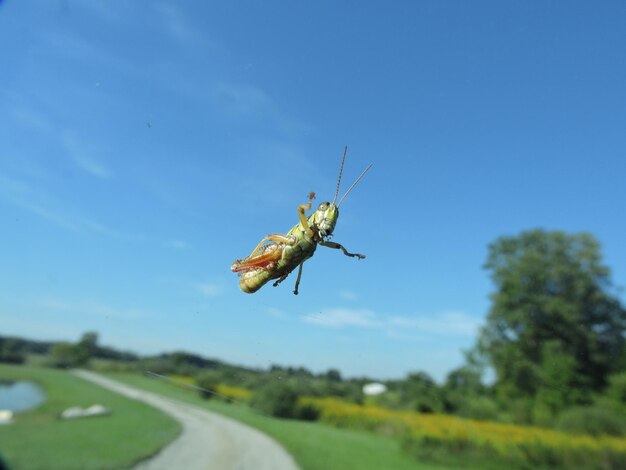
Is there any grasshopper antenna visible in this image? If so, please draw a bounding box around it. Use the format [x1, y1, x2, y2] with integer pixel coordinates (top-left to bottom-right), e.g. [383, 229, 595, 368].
[332, 146, 348, 206]
[337, 163, 373, 208]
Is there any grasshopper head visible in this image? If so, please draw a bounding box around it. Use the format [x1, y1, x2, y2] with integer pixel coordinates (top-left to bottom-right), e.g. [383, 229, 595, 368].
[312, 201, 339, 238]
[309, 146, 371, 240]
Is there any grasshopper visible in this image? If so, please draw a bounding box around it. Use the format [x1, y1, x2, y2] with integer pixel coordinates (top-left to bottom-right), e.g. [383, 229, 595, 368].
[231, 147, 372, 295]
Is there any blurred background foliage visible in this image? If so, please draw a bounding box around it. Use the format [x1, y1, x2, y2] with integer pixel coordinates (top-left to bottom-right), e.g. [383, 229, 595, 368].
[3, 229, 625, 468]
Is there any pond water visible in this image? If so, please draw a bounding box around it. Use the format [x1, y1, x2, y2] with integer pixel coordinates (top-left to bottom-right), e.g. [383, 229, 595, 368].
[0, 380, 46, 412]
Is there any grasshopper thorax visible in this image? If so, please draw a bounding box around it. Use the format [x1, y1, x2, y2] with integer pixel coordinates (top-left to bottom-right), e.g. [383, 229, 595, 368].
[311, 201, 339, 239]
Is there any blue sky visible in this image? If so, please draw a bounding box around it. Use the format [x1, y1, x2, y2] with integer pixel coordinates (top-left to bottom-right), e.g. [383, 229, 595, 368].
[1, 1, 625, 382]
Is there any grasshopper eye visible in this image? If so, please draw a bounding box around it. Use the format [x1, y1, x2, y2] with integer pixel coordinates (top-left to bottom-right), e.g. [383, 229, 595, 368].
[318, 202, 329, 211]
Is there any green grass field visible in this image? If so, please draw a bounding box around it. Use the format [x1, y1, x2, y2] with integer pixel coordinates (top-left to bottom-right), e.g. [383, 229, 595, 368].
[0, 365, 180, 470]
[106, 372, 464, 470]
[0, 365, 476, 469]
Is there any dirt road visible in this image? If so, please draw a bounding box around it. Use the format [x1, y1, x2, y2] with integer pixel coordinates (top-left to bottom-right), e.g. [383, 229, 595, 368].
[73, 370, 300, 470]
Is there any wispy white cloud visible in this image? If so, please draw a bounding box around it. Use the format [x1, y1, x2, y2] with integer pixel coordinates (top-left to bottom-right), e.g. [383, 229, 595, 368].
[213, 82, 273, 119]
[10, 103, 112, 179]
[0, 173, 139, 240]
[12, 198, 81, 232]
[198, 282, 223, 297]
[147, 5, 309, 136]
[12, 107, 54, 134]
[338, 290, 359, 301]
[41, 29, 140, 76]
[302, 308, 481, 338]
[71, 0, 132, 24]
[81, 219, 142, 240]
[164, 240, 190, 250]
[38, 298, 147, 320]
[156, 2, 203, 45]
[0, 174, 78, 231]
[389, 311, 481, 337]
[62, 130, 111, 179]
[302, 309, 381, 328]
[266, 307, 289, 320]
[154, 2, 225, 53]
[210, 81, 312, 135]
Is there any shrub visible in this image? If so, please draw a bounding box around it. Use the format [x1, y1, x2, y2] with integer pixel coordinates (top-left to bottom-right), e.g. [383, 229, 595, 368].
[296, 401, 321, 421]
[458, 397, 500, 421]
[90, 359, 137, 373]
[195, 372, 219, 400]
[605, 373, 626, 408]
[47, 342, 90, 368]
[556, 406, 626, 437]
[250, 382, 300, 418]
[0, 351, 25, 364]
[0, 338, 26, 364]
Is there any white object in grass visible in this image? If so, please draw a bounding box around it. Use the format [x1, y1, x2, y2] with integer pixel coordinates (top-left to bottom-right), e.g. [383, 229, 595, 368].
[362, 382, 387, 396]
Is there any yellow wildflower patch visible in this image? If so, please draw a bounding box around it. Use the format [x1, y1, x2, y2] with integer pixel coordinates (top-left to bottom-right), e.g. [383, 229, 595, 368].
[166, 374, 195, 386]
[301, 397, 626, 469]
[215, 384, 252, 401]
[166, 376, 251, 401]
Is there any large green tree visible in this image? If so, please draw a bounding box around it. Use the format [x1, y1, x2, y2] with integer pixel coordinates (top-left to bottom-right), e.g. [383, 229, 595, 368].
[49, 332, 99, 368]
[399, 371, 443, 413]
[476, 230, 626, 418]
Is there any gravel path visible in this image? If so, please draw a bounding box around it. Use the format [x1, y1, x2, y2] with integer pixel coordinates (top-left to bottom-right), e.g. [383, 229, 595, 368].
[72, 370, 300, 470]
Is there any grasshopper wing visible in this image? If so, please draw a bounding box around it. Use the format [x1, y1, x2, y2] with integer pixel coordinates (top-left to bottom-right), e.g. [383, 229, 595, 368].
[231, 244, 282, 273]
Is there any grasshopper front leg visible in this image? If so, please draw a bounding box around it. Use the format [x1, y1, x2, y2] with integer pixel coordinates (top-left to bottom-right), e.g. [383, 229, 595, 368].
[320, 240, 366, 260]
[297, 192, 315, 237]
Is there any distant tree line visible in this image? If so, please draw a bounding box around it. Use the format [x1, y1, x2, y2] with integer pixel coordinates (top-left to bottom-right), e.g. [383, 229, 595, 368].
[0, 336, 53, 363]
[0, 332, 138, 366]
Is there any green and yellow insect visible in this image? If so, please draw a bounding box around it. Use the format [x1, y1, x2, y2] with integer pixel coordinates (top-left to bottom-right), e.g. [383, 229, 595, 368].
[231, 147, 372, 295]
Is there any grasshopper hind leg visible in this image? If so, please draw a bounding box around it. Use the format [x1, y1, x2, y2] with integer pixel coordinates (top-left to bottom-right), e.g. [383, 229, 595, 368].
[272, 262, 305, 295]
[293, 262, 304, 295]
[272, 273, 289, 288]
